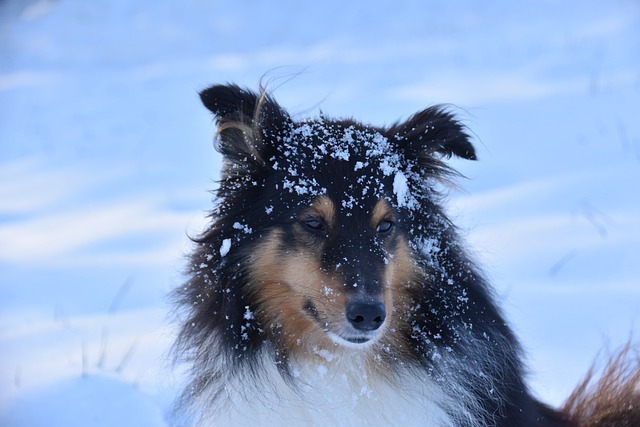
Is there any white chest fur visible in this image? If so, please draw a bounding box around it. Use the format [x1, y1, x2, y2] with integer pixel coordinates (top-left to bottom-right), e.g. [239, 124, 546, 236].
[200, 353, 458, 427]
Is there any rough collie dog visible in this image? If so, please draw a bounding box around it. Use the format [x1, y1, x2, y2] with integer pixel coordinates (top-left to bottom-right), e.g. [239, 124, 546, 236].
[173, 84, 640, 426]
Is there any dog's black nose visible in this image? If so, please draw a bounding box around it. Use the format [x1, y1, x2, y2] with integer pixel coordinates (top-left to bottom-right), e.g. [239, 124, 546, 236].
[346, 301, 386, 331]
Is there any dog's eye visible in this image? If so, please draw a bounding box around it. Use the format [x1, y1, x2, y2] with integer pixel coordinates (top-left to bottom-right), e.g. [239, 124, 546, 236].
[303, 218, 326, 232]
[376, 220, 394, 233]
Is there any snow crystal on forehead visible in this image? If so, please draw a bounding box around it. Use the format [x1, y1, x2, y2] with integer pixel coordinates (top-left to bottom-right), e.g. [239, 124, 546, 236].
[288, 122, 355, 161]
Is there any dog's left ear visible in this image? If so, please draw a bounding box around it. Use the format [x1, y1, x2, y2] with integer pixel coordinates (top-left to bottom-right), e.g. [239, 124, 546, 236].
[387, 106, 477, 162]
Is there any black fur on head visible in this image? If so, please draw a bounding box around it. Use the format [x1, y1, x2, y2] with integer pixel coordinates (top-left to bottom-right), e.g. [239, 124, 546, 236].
[201, 83, 476, 181]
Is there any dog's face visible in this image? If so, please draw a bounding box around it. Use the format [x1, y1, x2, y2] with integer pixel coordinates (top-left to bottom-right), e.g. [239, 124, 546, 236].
[198, 85, 476, 354]
[247, 122, 419, 350]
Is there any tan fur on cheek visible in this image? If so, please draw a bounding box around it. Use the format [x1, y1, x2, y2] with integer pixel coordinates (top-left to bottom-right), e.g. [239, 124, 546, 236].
[383, 236, 422, 350]
[247, 229, 341, 352]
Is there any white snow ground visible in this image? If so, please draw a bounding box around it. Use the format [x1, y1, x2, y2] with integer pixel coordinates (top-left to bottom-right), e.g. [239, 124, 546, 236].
[1, 0, 639, 425]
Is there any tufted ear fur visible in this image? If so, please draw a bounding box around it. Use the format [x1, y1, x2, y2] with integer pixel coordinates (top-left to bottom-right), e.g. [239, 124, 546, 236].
[199, 84, 291, 173]
[387, 106, 477, 167]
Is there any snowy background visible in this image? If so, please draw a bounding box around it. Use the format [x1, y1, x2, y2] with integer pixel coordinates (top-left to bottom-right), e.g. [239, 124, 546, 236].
[1, 0, 639, 425]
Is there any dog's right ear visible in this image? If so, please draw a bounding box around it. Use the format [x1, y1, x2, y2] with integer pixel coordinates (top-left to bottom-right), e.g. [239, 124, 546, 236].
[199, 84, 291, 171]
[387, 106, 477, 162]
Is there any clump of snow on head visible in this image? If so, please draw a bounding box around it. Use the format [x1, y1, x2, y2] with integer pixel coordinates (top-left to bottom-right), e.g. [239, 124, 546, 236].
[220, 239, 231, 257]
[393, 171, 409, 207]
[392, 170, 420, 210]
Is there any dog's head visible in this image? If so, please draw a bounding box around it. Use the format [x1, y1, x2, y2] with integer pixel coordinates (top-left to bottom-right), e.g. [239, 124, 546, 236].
[195, 84, 476, 354]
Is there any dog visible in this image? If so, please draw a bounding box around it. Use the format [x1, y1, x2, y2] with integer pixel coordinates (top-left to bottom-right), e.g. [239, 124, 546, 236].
[172, 84, 640, 426]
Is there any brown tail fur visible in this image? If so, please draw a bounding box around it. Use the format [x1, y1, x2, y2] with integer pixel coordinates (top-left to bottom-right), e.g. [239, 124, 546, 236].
[561, 342, 640, 426]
